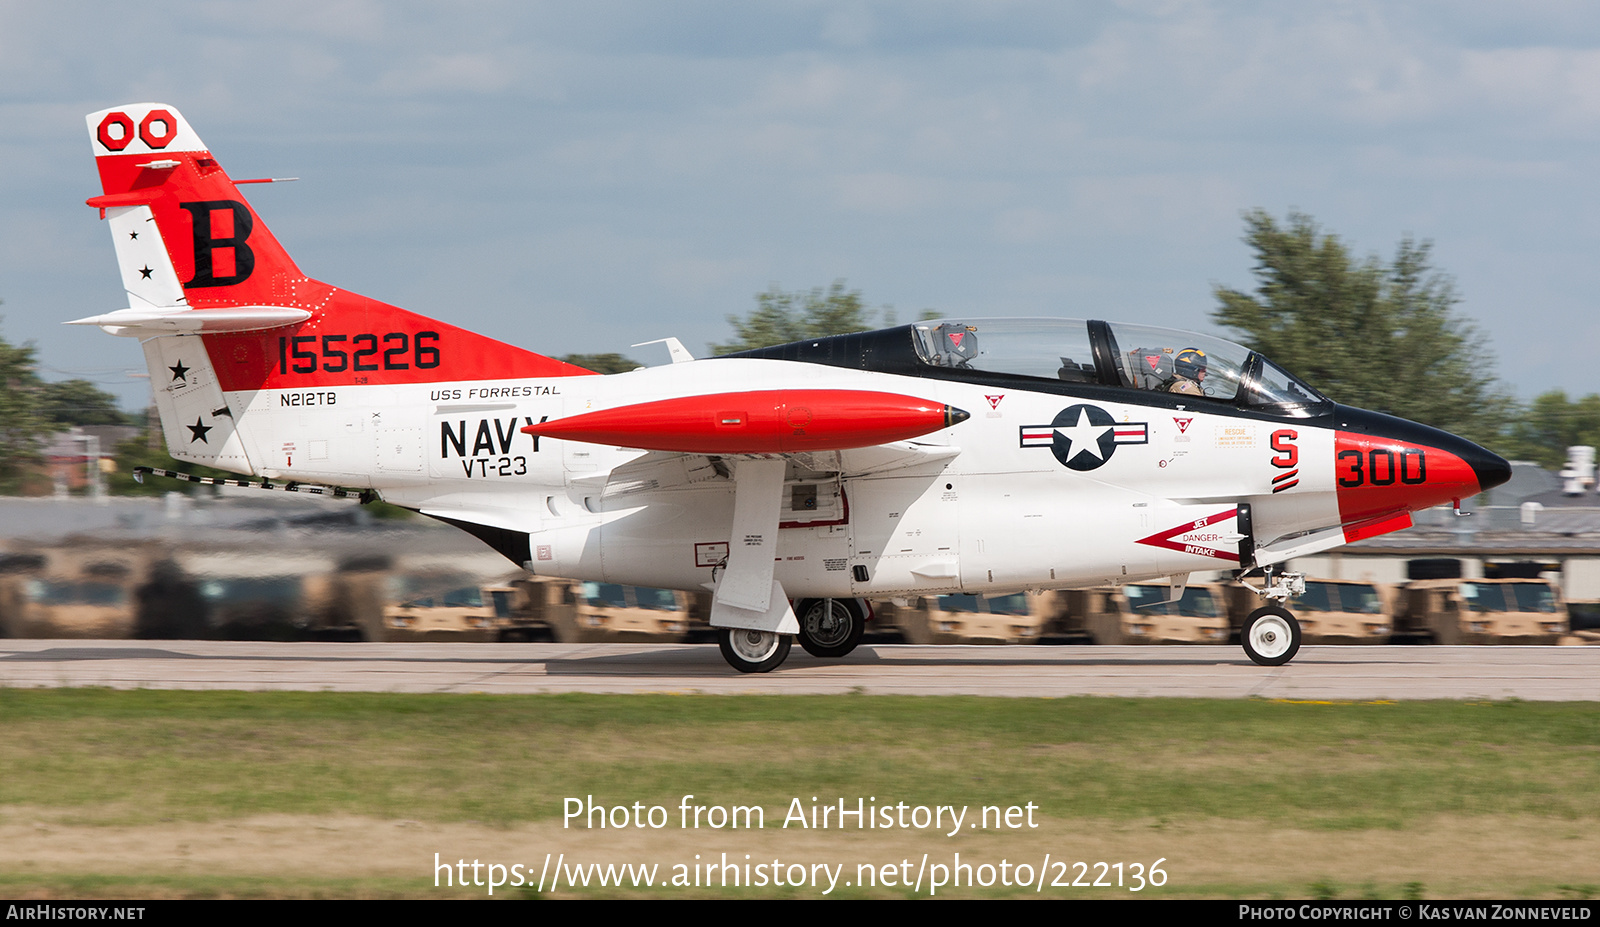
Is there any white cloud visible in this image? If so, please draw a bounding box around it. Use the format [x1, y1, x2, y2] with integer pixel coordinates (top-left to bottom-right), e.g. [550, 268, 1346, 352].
[1459, 46, 1600, 130]
[832, 172, 938, 213]
[376, 51, 519, 96]
[821, 5, 875, 49]
[651, 254, 762, 298]
[750, 61, 866, 114]
[192, 0, 387, 40]
[992, 206, 1058, 244]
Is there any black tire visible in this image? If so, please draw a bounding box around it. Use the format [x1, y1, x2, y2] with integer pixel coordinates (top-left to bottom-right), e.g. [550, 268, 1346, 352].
[1242, 605, 1302, 666]
[795, 598, 865, 658]
[717, 627, 792, 673]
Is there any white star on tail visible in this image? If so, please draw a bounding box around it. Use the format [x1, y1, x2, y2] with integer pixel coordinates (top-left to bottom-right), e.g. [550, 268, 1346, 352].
[1056, 408, 1111, 461]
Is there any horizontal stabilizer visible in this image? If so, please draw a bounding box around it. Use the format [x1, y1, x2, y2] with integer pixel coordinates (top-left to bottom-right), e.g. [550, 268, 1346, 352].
[66, 305, 312, 336]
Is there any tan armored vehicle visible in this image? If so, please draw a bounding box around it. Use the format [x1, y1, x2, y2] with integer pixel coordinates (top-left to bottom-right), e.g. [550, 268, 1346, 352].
[380, 580, 504, 642]
[885, 592, 1049, 645]
[151, 548, 341, 640]
[192, 574, 325, 640]
[1052, 583, 1232, 644]
[0, 545, 148, 639]
[1226, 579, 1391, 644]
[561, 581, 694, 643]
[374, 577, 698, 643]
[1396, 578, 1565, 644]
[494, 577, 579, 642]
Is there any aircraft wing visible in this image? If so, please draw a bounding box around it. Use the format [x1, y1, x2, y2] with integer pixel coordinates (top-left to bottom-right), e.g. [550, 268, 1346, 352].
[777, 441, 962, 477]
[587, 440, 961, 493]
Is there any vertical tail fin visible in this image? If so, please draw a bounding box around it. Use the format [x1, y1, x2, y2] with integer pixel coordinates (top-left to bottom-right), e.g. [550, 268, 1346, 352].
[86, 103, 306, 308]
[79, 103, 597, 480]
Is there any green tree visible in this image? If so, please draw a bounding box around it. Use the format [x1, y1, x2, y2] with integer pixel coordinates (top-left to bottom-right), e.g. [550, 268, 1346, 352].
[711, 280, 896, 355]
[559, 353, 642, 374]
[1499, 390, 1600, 469]
[1212, 209, 1509, 446]
[0, 316, 140, 494]
[37, 379, 129, 427]
[0, 329, 45, 494]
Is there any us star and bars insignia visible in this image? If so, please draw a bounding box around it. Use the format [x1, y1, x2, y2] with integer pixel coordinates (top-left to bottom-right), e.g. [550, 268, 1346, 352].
[1019, 404, 1148, 471]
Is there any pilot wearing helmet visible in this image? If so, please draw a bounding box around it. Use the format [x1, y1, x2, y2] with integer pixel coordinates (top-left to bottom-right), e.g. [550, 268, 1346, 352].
[1169, 347, 1207, 396]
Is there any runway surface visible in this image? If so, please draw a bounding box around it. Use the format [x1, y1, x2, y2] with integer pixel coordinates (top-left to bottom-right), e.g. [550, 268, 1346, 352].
[2, 640, 1597, 699]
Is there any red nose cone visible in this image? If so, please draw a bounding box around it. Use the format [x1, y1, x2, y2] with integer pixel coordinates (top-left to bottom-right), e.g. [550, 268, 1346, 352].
[522, 390, 967, 454]
[1332, 407, 1511, 528]
[1334, 431, 1478, 524]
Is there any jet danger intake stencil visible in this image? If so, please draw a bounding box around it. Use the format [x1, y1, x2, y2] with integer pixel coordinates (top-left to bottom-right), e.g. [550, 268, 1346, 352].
[1020, 404, 1148, 471]
[1136, 508, 1241, 562]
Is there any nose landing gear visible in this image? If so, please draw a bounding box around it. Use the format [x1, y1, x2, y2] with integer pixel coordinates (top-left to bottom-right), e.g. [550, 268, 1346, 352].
[1241, 605, 1301, 666]
[1235, 567, 1305, 667]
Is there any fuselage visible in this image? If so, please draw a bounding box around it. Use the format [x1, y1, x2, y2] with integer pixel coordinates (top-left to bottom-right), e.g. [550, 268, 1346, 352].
[200, 319, 1507, 601]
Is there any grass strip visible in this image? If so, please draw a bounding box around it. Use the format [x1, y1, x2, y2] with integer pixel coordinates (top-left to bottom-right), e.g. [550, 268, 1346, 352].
[1, 689, 1596, 828]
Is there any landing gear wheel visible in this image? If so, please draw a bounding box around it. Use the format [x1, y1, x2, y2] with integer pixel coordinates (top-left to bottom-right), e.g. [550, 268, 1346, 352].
[796, 598, 865, 658]
[1242, 605, 1302, 667]
[718, 628, 792, 673]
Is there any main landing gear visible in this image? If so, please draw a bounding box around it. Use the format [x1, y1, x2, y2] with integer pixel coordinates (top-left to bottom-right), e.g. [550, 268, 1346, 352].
[718, 627, 792, 673]
[795, 598, 866, 658]
[717, 597, 867, 671]
[1236, 567, 1305, 667]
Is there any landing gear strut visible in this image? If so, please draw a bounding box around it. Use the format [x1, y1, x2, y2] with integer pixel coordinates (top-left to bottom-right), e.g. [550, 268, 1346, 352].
[1236, 566, 1305, 667]
[717, 627, 792, 673]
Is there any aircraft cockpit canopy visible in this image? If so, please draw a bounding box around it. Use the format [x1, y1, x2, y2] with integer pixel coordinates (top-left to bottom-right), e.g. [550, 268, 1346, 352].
[911, 319, 1328, 414]
[723, 316, 1329, 415]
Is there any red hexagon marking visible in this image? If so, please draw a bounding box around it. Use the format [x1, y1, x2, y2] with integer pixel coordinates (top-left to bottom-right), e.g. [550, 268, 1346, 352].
[139, 109, 178, 149]
[97, 112, 134, 151]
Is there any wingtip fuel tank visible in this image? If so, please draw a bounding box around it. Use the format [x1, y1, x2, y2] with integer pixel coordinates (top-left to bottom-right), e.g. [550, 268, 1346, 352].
[521, 390, 969, 454]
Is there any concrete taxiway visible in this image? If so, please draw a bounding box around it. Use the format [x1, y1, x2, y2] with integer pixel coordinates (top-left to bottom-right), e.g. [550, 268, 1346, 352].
[1, 640, 1596, 699]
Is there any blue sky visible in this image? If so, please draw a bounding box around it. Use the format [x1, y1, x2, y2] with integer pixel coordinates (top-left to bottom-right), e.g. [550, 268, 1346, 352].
[4, 1, 1598, 410]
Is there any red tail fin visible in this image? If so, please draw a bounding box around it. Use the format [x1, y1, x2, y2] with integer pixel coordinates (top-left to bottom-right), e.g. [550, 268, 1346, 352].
[84, 103, 596, 390]
[88, 104, 305, 306]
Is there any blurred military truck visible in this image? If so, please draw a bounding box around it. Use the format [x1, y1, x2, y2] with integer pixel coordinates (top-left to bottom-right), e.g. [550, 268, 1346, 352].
[1049, 582, 1232, 645]
[553, 581, 697, 643]
[877, 591, 1048, 645]
[373, 576, 702, 643]
[175, 549, 338, 641]
[380, 577, 503, 642]
[0, 542, 155, 639]
[1393, 559, 1566, 644]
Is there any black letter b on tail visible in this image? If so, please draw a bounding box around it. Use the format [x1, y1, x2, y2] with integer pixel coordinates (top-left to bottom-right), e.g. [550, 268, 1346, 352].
[180, 200, 255, 287]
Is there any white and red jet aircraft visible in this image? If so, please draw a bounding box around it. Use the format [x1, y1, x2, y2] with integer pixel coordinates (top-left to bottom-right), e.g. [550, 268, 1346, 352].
[75, 103, 1511, 672]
